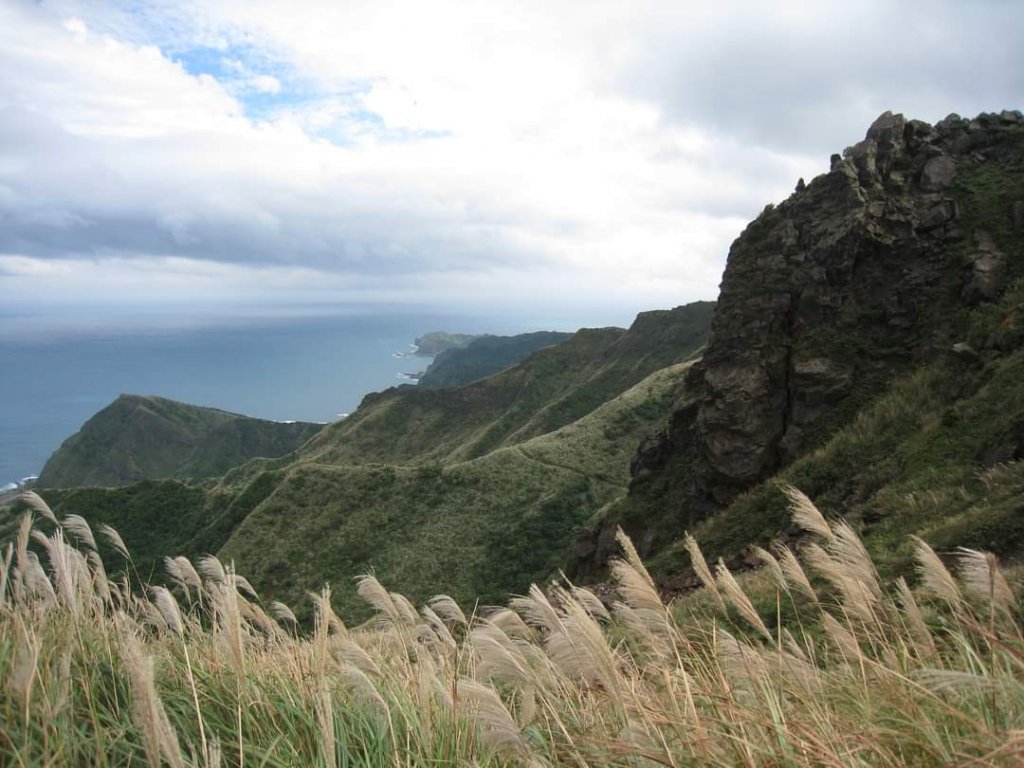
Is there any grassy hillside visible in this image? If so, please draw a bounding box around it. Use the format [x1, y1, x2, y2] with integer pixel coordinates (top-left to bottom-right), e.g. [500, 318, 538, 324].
[300, 301, 714, 468]
[218, 360, 697, 619]
[3, 363, 689, 619]
[38, 395, 323, 488]
[417, 330, 573, 388]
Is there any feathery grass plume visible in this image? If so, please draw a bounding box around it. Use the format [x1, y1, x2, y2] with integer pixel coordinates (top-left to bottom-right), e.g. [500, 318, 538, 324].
[339, 662, 390, 718]
[172, 556, 202, 594]
[18, 491, 58, 526]
[390, 591, 420, 624]
[717, 627, 768, 684]
[616, 526, 657, 591]
[455, 679, 533, 761]
[510, 584, 564, 635]
[150, 586, 184, 635]
[774, 543, 817, 601]
[231, 573, 259, 600]
[895, 577, 936, 658]
[13, 512, 32, 599]
[781, 483, 833, 542]
[751, 545, 787, 593]
[35, 528, 78, 616]
[911, 536, 962, 607]
[23, 551, 56, 603]
[139, 598, 169, 632]
[240, 600, 285, 640]
[356, 574, 400, 623]
[121, 631, 185, 768]
[683, 532, 726, 612]
[715, 559, 772, 642]
[470, 624, 535, 690]
[803, 542, 877, 626]
[9, 630, 40, 712]
[309, 586, 348, 637]
[165, 557, 186, 592]
[429, 594, 468, 627]
[486, 607, 534, 640]
[61, 513, 98, 551]
[87, 549, 112, 606]
[830, 520, 882, 604]
[97, 523, 130, 560]
[421, 604, 458, 649]
[546, 593, 622, 693]
[211, 572, 245, 680]
[335, 638, 382, 678]
[957, 548, 1014, 616]
[570, 585, 611, 621]
[269, 599, 298, 626]
[609, 555, 665, 614]
[196, 554, 226, 584]
[822, 613, 862, 661]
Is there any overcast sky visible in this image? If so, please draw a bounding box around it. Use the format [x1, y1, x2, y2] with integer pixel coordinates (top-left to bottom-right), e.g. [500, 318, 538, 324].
[1, 0, 1022, 322]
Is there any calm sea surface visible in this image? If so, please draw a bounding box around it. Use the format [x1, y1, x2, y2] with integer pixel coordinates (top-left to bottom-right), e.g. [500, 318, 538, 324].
[0, 307, 542, 485]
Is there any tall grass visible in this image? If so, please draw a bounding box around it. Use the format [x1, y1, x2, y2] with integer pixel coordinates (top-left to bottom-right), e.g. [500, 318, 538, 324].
[2, 488, 1024, 766]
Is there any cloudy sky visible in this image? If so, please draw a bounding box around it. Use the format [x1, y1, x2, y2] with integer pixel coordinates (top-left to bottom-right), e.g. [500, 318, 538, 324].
[1, 0, 1022, 323]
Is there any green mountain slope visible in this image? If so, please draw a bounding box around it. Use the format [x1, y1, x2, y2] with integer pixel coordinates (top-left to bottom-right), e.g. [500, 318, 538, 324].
[417, 330, 573, 388]
[299, 301, 714, 467]
[37, 395, 323, 488]
[217, 359, 697, 617]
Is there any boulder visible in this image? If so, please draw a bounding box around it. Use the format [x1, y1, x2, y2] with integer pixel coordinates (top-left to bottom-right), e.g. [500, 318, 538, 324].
[920, 155, 957, 191]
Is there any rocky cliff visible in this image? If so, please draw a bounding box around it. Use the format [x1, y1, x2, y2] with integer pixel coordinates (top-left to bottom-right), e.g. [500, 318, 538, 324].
[575, 109, 1024, 573]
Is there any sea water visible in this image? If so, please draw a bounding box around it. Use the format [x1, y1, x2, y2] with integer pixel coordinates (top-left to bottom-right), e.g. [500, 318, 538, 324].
[0, 306, 535, 485]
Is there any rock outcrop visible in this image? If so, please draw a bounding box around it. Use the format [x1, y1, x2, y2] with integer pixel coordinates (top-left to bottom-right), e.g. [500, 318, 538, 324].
[574, 109, 1024, 573]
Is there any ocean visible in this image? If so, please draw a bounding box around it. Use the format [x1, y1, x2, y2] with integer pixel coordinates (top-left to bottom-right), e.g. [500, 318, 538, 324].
[0, 306, 545, 486]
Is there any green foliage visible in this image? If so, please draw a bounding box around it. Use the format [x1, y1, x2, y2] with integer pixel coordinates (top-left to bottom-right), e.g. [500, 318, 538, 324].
[38, 394, 322, 488]
[418, 331, 573, 389]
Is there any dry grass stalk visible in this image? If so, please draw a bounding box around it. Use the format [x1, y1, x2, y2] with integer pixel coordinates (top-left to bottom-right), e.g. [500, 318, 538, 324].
[774, 543, 817, 601]
[781, 484, 833, 542]
[715, 559, 772, 642]
[895, 577, 936, 658]
[61, 514, 98, 551]
[751, 545, 787, 593]
[957, 548, 1014, 616]
[911, 536, 962, 607]
[683, 532, 726, 612]
[428, 594, 468, 627]
[97, 523, 130, 560]
[18, 491, 58, 526]
[455, 679, 533, 761]
[355, 574, 400, 623]
[121, 632, 185, 768]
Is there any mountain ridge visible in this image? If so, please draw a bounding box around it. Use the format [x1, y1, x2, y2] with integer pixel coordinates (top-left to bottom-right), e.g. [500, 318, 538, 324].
[37, 394, 324, 488]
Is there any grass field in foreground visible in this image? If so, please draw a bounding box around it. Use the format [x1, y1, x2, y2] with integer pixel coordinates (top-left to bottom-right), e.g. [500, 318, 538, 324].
[2, 487, 1024, 766]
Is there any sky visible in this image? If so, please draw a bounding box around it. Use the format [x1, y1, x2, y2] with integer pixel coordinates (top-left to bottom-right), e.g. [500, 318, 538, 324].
[1, 0, 1022, 325]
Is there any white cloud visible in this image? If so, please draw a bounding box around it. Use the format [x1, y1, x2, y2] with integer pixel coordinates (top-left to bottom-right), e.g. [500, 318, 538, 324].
[1, 0, 1021, 319]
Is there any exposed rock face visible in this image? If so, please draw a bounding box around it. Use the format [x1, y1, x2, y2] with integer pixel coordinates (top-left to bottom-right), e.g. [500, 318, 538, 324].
[573, 110, 1024, 572]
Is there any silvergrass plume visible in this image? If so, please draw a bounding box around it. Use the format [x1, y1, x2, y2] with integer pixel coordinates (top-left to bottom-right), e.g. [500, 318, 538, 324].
[683, 532, 726, 611]
[781, 484, 833, 542]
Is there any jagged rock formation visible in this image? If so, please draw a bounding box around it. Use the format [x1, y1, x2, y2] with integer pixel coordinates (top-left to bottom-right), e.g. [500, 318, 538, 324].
[575, 109, 1024, 573]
